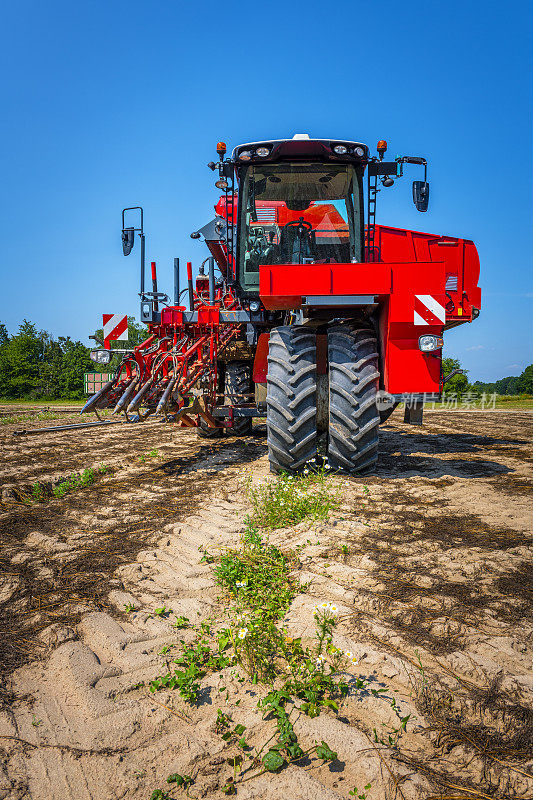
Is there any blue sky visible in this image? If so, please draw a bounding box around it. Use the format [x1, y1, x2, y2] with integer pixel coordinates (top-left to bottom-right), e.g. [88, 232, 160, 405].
[1, 0, 531, 382]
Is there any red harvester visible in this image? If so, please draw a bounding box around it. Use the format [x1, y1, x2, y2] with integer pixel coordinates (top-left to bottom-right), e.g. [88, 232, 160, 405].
[83, 134, 481, 473]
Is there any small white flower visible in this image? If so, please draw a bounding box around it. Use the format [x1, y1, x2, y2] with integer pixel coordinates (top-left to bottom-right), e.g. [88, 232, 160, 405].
[238, 628, 248, 639]
[345, 650, 353, 659]
[350, 656, 359, 666]
[235, 581, 245, 588]
[329, 604, 338, 616]
[320, 602, 330, 610]
[316, 654, 326, 666]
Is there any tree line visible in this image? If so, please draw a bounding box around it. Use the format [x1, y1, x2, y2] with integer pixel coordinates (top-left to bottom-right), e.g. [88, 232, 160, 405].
[0, 319, 530, 400]
[0, 318, 147, 400]
[473, 366, 533, 396]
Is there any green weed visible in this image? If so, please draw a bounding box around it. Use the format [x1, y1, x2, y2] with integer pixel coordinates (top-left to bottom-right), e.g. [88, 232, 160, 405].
[350, 783, 372, 798]
[139, 448, 159, 463]
[173, 615, 190, 629]
[51, 466, 109, 499]
[149, 636, 231, 703]
[154, 606, 171, 618]
[242, 467, 341, 529]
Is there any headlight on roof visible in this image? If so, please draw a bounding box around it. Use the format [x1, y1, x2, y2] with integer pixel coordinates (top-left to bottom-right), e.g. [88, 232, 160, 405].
[256, 147, 269, 157]
[239, 150, 252, 161]
[333, 144, 348, 155]
[354, 146, 365, 157]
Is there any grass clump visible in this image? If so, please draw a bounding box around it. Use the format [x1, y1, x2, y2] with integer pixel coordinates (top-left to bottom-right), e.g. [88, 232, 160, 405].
[243, 466, 340, 529]
[52, 465, 109, 498]
[215, 525, 297, 623]
[12, 465, 110, 505]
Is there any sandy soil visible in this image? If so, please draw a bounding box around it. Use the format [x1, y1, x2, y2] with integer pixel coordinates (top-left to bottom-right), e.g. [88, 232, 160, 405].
[0, 410, 531, 799]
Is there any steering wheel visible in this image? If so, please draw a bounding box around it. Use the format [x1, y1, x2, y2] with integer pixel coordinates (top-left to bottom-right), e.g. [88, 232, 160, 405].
[283, 217, 312, 231]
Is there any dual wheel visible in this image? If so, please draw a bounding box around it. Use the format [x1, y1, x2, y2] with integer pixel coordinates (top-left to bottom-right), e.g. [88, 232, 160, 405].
[267, 325, 380, 474]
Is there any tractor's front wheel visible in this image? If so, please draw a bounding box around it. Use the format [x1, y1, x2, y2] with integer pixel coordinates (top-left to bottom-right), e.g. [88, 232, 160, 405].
[197, 417, 223, 439]
[327, 325, 380, 473]
[267, 327, 317, 472]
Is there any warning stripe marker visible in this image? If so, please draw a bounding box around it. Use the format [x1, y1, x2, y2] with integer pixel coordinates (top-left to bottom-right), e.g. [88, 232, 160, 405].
[103, 314, 128, 348]
[413, 295, 446, 326]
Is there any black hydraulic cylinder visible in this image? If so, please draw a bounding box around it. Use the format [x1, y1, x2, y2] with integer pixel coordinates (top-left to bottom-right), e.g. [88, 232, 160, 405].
[140, 233, 146, 298]
[151, 261, 158, 312]
[81, 379, 115, 414]
[174, 258, 180, 305]
[208, 256, 215, 305]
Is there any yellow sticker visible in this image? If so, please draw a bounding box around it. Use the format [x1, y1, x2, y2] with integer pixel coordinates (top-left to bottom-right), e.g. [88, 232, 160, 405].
[458, 307, 463, 315]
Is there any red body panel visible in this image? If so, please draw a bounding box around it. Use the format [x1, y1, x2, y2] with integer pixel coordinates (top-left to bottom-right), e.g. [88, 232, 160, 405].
[253, 333, 270, 382]
[258, 225, 481, 395]
[260, 262, 392, 309]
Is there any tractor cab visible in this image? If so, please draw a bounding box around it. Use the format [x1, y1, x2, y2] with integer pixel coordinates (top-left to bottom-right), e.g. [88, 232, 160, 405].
[231, 136, 367, 296]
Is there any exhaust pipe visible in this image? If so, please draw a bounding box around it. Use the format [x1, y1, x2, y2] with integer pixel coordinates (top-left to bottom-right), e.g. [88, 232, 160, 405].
[81, 379, 116, 414]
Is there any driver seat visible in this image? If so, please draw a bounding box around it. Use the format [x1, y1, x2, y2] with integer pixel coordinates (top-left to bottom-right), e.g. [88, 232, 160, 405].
[279, 220, 316, 263]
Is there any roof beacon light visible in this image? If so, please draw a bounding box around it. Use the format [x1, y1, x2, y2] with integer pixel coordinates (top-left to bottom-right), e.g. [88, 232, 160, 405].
[377, 140, 388, 160]
[216, 141, 227, 158]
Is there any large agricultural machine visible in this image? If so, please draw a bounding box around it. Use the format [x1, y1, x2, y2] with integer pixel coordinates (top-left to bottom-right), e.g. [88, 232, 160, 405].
[83, 134, 481, 473]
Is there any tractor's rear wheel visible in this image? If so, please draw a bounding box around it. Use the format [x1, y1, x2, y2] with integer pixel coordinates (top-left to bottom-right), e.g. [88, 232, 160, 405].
[327, 325, 380, 474]
[225, 361, 253, 436]
[267, 326, 317, 472]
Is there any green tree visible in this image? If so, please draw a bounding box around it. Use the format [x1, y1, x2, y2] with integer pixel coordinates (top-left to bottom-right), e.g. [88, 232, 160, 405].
[0, 320, 98, 400]
[442, 356, 469, 397]
[57, 337, 94, 398]
[517, 364, 533, 394]
[0, 320, 43, 398]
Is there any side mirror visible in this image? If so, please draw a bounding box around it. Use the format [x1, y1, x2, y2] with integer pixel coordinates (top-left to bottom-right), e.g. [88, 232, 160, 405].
[413, 180, 429, 212]
[122, 227, 135, 255]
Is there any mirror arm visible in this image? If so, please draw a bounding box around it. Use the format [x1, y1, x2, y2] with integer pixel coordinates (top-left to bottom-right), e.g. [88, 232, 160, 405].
[396, 156, 428, 182]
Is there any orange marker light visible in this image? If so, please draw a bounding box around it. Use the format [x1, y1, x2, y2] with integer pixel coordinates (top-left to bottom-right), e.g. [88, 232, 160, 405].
[377, 140, 388, 160]
[216, 141, 227, 157]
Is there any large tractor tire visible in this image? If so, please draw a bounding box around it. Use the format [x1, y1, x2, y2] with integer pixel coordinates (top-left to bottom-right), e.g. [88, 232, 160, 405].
[225, 361, 253, 436]
[328, 325, 380, 474]
[197, 418, 223, 439]
[267, 327, 317, 472]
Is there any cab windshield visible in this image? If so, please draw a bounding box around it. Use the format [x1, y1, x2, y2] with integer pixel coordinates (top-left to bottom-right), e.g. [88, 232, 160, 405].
[238, 162, 363, 291]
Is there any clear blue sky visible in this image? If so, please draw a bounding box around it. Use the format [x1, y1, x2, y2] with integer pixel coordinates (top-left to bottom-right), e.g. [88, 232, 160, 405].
[1, 0, 531, 382]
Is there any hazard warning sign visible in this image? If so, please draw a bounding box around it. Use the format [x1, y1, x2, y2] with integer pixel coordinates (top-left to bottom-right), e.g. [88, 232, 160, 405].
[103, 314, 128, 348]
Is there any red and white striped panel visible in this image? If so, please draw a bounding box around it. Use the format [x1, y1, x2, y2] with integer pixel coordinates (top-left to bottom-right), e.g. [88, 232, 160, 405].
[103, 314, 128, 348]
[413, 295, 446, 326]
